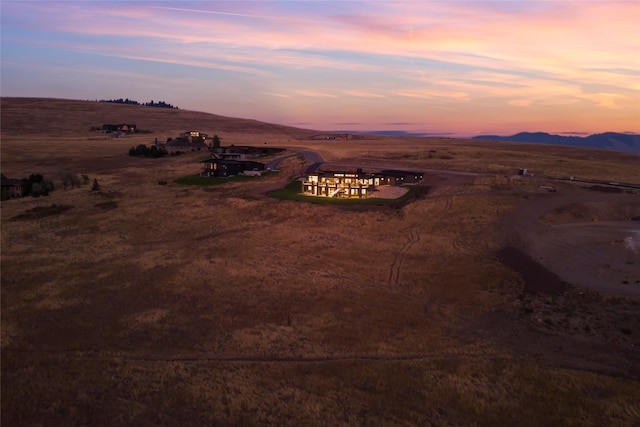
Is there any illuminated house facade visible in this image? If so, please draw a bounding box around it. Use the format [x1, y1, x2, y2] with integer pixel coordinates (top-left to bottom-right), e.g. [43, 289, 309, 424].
[302, 169, 380, 199]
[302, 169, 424, 199]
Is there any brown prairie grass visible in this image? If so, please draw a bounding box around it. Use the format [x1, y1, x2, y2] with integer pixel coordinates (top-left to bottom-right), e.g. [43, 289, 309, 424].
[2, 98, 640, 426]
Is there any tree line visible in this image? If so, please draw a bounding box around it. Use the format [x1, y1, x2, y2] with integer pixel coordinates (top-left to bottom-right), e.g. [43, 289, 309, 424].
[98, 99, 178, 109]
[128, 144, 170, 158]
[1, 173, 54, 200]
[2, 173, 102, 201]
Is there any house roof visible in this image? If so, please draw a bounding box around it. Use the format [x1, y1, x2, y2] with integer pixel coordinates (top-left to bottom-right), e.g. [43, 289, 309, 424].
[167, 140, 208, 148]
[315, 170, 370, 178]
[1, 178, 23, 186]
[379, 169, 423, 177]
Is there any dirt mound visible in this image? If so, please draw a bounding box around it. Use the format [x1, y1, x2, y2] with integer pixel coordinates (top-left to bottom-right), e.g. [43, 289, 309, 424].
[542, 198, 640, 225]
[497, 246, 565, 295]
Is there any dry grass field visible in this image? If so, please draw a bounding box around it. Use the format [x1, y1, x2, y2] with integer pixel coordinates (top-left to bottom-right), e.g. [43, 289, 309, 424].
[2, 98, 640, 426]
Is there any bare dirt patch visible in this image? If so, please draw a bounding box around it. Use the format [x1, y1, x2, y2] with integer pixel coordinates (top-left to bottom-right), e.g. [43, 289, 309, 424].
[497, 246, 565, 294]
[369, 185, 408, 199]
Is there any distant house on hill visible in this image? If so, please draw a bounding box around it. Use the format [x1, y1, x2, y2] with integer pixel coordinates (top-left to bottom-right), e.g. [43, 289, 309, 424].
[163, 139, 208, 154]
[102, 123, 136, 133]
[179, 130, 208, 142]
[1, 178, 24, 199]
[201, 155, 265, 177]
[308, 134, 359, 141]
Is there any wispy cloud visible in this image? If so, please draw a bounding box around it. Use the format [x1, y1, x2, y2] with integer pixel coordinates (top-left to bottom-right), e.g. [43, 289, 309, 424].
[342, 90, 386, 98]
[264, 92, 291, 98]
[294, 90, 339, 98]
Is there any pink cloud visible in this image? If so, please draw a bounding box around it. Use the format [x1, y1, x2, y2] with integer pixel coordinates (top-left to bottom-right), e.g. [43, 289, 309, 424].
[2, 1, 638, 135]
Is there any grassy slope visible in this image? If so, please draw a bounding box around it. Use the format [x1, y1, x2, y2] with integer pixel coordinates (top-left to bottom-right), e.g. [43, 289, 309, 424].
[2, 98, 639, 426]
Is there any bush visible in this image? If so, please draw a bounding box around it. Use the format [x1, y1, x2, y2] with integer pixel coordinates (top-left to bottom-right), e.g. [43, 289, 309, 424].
[21, 174, 54, 197]
[62, 173, 82, 190]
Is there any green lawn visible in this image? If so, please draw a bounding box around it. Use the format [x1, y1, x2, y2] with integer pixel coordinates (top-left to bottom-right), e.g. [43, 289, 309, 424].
[268, 180, 419, 205]
[174, 173, 266, 186]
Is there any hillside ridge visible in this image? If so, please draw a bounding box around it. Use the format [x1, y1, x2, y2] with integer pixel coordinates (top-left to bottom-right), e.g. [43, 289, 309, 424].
[0, 97, 317, 139]
[473, 131, 640, 154]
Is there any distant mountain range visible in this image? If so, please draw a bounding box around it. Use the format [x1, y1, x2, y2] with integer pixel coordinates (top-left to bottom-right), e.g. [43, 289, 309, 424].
[472, 132, 640, 154]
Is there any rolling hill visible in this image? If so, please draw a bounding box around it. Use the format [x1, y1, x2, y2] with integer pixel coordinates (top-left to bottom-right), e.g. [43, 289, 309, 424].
[473, 131, 640, 154]
[0, 97, 316, 139]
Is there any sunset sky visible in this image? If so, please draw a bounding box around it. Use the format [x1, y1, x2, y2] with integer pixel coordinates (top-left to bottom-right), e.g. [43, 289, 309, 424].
[2, 1, 639, 136]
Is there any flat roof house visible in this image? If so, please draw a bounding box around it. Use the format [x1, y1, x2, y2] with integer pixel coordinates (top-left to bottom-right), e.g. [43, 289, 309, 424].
[302, 169, 377, 199]
[201, 157, 265, 177]
[302, 168, 424, 199]
[379, 170, 424, 185]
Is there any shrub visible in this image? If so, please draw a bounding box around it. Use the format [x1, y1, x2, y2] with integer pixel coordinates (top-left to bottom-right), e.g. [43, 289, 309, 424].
[62, 173, 82, 190]
[21, 174, 54, 197]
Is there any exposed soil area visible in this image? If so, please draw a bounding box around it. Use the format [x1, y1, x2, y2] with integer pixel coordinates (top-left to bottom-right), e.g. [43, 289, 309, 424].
[369, 185, 409, 199]
[497, 246, 565, 294]
[499, 185, 640, 298]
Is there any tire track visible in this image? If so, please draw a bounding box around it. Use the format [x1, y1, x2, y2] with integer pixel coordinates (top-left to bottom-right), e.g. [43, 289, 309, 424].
[386, 193, 454, 290]
[387, 225, 420, 289]
[236, 227, 427, 302]
[2, 348, 508, 364]
[6, 347, 637, 381]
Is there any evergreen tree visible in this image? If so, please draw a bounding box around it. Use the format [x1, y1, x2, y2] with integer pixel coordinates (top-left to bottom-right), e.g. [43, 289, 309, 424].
[212, 134, 222, 148]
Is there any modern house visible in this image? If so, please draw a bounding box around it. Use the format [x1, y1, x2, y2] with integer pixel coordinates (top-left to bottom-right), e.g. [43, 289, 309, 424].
[379, 170, 424, 185]
[201, 155, 265, 177]
[302, 169, 378, 199]
[302, 168, 424, 199]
